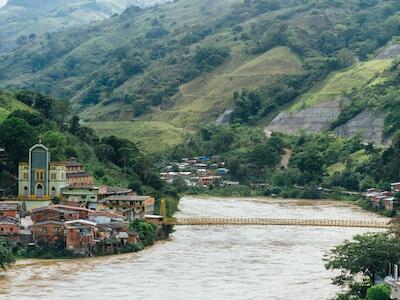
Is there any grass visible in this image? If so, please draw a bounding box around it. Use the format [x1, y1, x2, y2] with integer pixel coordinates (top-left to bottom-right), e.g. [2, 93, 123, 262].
[326, 149, 369, 175]
[145, 46, 304, 127]
[86, 121, 187, 154]
[0, 107, 9, 124]
[289, 59, 393, 112]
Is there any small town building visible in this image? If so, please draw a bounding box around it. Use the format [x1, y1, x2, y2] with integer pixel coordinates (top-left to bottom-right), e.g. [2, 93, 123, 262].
[198, 176, 222, 187]
[65, 220, 96, 256]
[99, 195, 152, 221]
[65, 160, 94, 186]
[31, 206, 80, 223]
[0, 217, 20, 241]
[97, 186, 134, 201]
[61, 185, 99, 210]
[0, 202, 20, 218]
[32, 220, 65, 245]
[145, 215, 164, 226]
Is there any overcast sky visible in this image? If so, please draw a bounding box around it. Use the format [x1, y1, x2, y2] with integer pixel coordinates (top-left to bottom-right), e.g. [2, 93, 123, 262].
[0, 0, 7, 8]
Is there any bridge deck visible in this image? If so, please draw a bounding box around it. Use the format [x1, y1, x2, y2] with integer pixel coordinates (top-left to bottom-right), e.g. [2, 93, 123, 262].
[164, 218, 390, 229]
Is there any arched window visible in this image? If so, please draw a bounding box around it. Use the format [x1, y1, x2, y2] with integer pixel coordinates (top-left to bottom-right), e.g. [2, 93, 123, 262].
[36, 184, 43, 198]
[51, 187, 56, 197]
[24, 186, 28, 197]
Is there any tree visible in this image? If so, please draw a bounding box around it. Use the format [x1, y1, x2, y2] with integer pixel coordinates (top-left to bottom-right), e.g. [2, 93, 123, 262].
[128, 220, 156, 246]
[69, 116, 80, 134]
[366, 284, 390, 300]
[0, 117, 37, 165]
[0, 238, 15, 271]
[293, 149, 324, 183]
[42, 130, 67, 161]
[324, 233, 400, 298]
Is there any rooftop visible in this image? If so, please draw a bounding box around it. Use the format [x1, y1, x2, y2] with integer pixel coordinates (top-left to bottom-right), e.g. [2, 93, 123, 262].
[32, 220, 65, 227]
[100, 195, 152, 203]
[65, 161, 84, 167]
[99, 185, 133, 195]
[66, 172, 92, 178]
[65, 219, 96, 227]
[0, 202, 19, 211]
[62, 185, 98, 190]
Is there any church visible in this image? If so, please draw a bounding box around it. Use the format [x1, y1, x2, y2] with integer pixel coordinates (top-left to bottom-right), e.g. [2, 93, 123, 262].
[18, 143, 67, 199]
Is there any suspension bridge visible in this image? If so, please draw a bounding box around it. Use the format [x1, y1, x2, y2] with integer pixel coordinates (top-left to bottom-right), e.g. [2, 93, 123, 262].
[164, 218, 390, 229]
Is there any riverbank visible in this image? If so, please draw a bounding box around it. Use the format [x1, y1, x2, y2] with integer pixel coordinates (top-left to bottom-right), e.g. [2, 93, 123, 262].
[184, 185, 398, 217]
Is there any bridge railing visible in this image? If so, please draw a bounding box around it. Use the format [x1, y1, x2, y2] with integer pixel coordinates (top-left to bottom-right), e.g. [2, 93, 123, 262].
[163, 218, 390, 229]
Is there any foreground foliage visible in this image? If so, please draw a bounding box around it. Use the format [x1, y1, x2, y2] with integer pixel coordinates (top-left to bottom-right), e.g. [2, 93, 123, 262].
[0, 238, 15, 271]
[324, 233, 400, 298]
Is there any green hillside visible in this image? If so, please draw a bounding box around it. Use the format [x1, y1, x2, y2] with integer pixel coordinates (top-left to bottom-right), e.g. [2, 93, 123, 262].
[2, 0, 400, 145]
[0, 91, 35, 124]
[87, 121, 187, 154]
[2, 0, 400, 129]
[289, 59, 393, 112]
[144, 46, 303, 126]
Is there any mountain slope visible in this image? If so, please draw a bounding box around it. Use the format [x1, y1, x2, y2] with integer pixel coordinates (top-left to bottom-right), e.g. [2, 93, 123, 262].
[0, 0, 168, 52]
[2, 0, 400, 142]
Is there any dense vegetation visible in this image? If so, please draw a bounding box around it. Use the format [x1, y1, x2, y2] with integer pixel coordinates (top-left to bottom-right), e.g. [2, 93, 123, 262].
[0, 90, 179, 210]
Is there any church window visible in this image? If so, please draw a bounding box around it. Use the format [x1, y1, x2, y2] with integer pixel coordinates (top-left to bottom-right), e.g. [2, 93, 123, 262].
[51, 187, 56, 197]
[23, 173, 28, 180]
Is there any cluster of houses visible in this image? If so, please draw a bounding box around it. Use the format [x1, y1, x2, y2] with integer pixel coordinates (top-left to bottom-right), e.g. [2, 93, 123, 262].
[160, 156, 236, 187]
[0, 142, 164, 256]
[363, 182, 400, 212]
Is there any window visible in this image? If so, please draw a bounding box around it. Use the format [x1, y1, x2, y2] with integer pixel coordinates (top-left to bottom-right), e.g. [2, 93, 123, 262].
[36, 170, 44, 181]
[39, 227, 47, 233]
[23, 173, 28, 180]
[10, 228, 13, 232]
[51, 187, 56, 197]
[24, 186, 28, 197]
[1, 228, 3, 231]
[51, 173, 56, 180]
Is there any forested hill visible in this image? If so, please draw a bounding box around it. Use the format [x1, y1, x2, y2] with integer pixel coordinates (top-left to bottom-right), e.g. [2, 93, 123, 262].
[2, 0, 400, 143]
[0, 0, 168, 52]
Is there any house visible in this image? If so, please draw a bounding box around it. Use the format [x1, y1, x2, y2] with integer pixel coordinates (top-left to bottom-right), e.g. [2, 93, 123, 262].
[198, 176, 222, 187]
[99, 195, 152, 221]
[65, 220, 96, 256]
[0, 217, 20, 241]
[97, 186, 134, 201]
[52, 205, 92, 220]
[65, 160, 94, 186]
[32, 220, 65, 245]
[66, 172, 94, 187]
[61, 185, 99, 210]
[0, 202, 20, 219]
[31, 206, 79, 223]
[88, 211, 124, 224]
[145, 215, 164, 226]
[144, 197, 155, 215]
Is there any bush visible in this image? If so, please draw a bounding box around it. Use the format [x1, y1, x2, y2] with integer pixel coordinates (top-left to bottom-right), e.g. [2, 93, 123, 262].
[366, 284, 390, 300]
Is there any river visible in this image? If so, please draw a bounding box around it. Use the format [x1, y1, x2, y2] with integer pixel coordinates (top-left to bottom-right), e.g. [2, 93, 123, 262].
[0, 196, 387, 300]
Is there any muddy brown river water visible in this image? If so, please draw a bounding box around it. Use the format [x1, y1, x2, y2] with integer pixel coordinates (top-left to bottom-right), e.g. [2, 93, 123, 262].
[0, 196, 387, 300]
